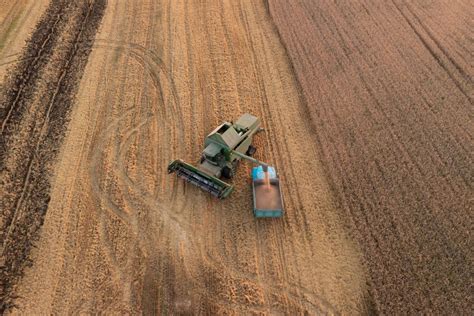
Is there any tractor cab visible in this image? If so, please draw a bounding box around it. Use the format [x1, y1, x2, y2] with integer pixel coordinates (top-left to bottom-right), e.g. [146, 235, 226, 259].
[202, 143, 223, 166]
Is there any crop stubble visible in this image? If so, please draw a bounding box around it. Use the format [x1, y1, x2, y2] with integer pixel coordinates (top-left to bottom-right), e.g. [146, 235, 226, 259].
[0, 0, 106, 311]
[269, 0, 472, 314]
[9, 0, 366, 314]
[0, 1, 49, 85]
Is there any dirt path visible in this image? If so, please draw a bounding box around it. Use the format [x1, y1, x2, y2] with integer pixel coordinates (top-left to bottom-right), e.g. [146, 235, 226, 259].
[269, 0, 472, 313]
[9, 0, 367, 314]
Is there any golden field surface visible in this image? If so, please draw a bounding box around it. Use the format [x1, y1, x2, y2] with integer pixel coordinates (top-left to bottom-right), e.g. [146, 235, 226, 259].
[0, 0, 471, 314]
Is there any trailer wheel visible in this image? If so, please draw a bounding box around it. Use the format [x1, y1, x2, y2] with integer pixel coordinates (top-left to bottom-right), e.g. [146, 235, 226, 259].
[222, 166, 233, 179]
[246, 145, 256, 156]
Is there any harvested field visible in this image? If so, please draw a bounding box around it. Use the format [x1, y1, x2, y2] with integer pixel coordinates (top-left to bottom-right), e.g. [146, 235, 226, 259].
[269, 0, 473, 314]
[2, 0, 366, 314]
[0, 0, 106, 310]
[0, 0, 471, 314]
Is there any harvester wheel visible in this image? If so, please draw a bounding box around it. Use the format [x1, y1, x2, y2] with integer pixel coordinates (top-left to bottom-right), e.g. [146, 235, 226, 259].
[222, 166, 233, 179]
[246, 145, 256, 156]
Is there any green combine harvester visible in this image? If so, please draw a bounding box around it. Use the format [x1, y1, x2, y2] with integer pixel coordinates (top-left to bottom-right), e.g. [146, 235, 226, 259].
[168, 113, 284, 217]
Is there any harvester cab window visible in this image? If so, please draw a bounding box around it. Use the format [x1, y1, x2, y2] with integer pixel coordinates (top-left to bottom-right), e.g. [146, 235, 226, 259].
[203, 143, 222, 164]
[216, 124, 230, 134]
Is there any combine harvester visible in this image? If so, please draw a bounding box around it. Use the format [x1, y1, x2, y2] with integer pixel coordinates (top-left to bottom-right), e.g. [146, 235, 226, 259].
[168, 113, 283, 218]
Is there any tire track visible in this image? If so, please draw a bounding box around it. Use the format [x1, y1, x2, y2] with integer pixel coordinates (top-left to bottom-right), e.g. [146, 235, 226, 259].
[134, 3, 178, 312]
[233, 3, 338, 312]
[0, 0, 106, 311]
[6, 1, 365, 313]
[87, 34, 190, 311]
[1, 1, 96, 257]
[0, 5, 63, 134]
[268, 0, 473, 313]
[89, 36, 337, 313]
[0, 0, 40, 60]
[119, 116, 336, 314]
[390, 0, 472, 101]
[86, 1, 143, 308]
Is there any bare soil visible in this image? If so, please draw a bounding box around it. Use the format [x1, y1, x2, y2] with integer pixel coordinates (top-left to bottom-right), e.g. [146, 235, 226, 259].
[269, 0, 473, 314]
[2, 0, 366, 314]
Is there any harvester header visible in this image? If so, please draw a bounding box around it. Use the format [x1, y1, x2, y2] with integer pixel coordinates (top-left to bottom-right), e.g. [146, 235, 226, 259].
[168, 159, 234, 198]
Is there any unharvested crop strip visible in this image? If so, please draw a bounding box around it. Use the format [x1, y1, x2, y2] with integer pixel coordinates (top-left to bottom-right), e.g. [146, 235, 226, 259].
[0, 0, 106, 311]
[391, 0, 472, 101]
[267, 0, 472, 314]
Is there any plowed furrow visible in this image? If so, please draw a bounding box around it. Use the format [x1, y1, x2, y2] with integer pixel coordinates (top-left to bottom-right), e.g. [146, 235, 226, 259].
[0, 0, 106, 311]
[268, 0, 473, 313]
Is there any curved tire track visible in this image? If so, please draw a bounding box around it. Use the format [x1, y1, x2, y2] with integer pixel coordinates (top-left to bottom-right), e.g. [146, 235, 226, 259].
[89, 39, 338, 314]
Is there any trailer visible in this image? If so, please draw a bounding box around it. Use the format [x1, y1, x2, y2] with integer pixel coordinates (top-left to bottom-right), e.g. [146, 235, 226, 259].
[252, 165, 284, 218]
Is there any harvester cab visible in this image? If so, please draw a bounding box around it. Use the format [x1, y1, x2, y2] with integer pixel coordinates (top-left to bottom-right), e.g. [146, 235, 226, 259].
[168, 113, 284, 217]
